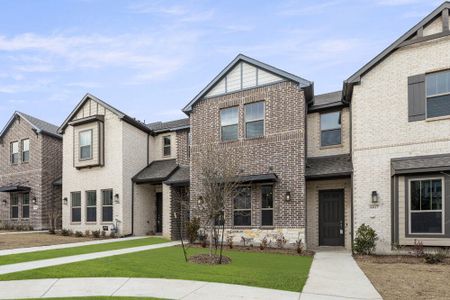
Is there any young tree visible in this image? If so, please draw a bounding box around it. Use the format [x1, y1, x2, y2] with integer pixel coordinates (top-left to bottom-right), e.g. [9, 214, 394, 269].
[195, 145, 242, 257]
[171, 185, 190, 262]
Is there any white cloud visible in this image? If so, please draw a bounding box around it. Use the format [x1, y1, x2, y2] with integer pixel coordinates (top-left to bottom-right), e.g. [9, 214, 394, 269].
[128, 2, 214, 23]
[278, 0, 344, 16]
[374, 0, 424, 6]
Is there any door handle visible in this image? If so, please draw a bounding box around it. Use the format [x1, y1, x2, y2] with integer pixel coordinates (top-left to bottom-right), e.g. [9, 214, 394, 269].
[339, 221, 344, 235]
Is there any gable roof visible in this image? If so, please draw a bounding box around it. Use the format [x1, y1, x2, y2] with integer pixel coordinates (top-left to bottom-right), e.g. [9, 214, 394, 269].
[58, 93, 152, 135]
[344, 2, 450, 101]
[0, 111, 61, 140]
[308, 91, 347, 112]
[182, 54, 313, 114]
[147, 118, 190, 133]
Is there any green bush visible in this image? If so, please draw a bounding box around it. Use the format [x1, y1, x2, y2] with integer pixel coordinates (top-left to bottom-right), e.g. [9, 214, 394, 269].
[424, 249, 447, 264]
[61, 228, 70, 236]
[74, 231, 84, 237]
[354, 224, 378, 255]
[186, 217, 200, 243]
[92, 230, 101, 238]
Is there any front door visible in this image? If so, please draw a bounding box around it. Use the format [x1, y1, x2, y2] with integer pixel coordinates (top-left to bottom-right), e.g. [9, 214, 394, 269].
[319, 189, 345, 246]
[156, 192, 163, 233]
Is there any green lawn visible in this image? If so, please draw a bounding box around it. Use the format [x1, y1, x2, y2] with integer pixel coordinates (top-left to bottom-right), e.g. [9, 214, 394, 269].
[0, 237, 168, 266]
[0, 246, 313, 292]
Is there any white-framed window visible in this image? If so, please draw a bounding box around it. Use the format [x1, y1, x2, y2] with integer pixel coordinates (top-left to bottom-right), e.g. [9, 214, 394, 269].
[320, 111, 341, 147]
[163, 136, 171, 157]
[233, 186, 251, 226]
[102, 189, 113, 222]
[261, 185, 273, 226]
[10, 193, 19, 219]
[21, 139, 30, 163]
[71, 192, 81, 222]
[220, 106, 239, 142]
[409, 178, 444, 234]
[79, 130, 92, 160]
[245, 101, 265, 139]
[22, 193, 30, 219]
[10, 141, 19, 164]
[86, 190, 97, 222]
[426, 70, 450, 118]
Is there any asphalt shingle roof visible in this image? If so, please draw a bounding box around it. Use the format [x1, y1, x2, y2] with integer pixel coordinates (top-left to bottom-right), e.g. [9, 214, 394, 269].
[147, 118, 190, 133]
[306, 154, 353, 179]
[309, 91, 344, 111]
[391, 154, 450, 175]
[164, 165, 190, 186]
[133, 159, 178, 183]
[0, 111, 61, 140]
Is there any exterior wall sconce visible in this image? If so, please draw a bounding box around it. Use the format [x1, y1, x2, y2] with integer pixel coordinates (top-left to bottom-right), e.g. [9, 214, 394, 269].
[63, 197, 68, 205]
[32, 197, 37, 205]
[2, 199, 7, 205]
[114, 193, 120, 204]
[285, 191, 291, 202]
[371, 191, 379, 204]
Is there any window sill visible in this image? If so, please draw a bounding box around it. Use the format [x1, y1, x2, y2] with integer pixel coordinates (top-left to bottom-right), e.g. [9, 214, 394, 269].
[85, 222, 98, 224]
[320, 144, 343, 150]
[426, 115, 450, 122]
[244, 136, 265, 141]
[70, 222, 82, 225]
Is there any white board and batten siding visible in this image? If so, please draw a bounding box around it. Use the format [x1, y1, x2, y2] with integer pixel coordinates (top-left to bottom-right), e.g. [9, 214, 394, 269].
[206, 62, 283, 98]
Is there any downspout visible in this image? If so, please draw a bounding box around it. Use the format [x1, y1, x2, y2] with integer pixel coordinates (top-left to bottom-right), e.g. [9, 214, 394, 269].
[349, 90, 355, 254]
[130, 180, 135, 236]
[303, 83, 311, 249]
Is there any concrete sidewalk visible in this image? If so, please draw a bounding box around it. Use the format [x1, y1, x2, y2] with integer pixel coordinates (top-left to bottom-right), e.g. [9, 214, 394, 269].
[0, 277, 300, 300]
[0, 241, 180, 275]
[0, 236, 150, 256]
[300, 251, 382, 300]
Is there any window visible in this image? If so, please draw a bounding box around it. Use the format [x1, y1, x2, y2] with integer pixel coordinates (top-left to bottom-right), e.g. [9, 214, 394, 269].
[22, 193, 30, 219]
[79, 130, 92, 160]
[234, 187, 251, 226]
[102, 189, 113, 222]
[71, 192, 81, 222]
[245, 101, 265, 138]
[320, 112, 341, 147]
[21, 139, 29, 163]
[86, 191, 97, 222]
[261, 185, 273, 226]
[426, 70, 450, 118]
[10, 141, 18, 164]
[409, 178, 444, 234]
[220, 107, 239, 141]
[163, 136, 171, 156]
[10, 194, 19, 219]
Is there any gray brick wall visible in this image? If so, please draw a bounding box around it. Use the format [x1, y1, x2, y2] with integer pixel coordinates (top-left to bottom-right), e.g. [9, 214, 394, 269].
[176, 129, 190, 166]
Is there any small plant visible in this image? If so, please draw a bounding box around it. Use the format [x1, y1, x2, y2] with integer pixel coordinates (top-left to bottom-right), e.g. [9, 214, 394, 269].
[186, 217, 200, 243]
[61, 228, 70, 236]
[198, 231, 207, 248]
[91, 230, 101, 238]
[110, 231, 117, 238]
[295, 238, 304, 254]
[411, 239, 425, 257]
[101, 231, 107, 238]
[75, 231, 83, 237]
[84, 230, 90, 237]
[353, 224, 378, 255]
[424, 249, 447, 264]
[275, 233, 287, 249]
[226, 235, 234, 249]
[260, 236, 270, 250]
[241, 236, 251, 247]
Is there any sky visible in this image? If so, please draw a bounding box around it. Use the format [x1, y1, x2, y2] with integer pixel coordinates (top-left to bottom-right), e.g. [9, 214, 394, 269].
[0, 0, 444, 127]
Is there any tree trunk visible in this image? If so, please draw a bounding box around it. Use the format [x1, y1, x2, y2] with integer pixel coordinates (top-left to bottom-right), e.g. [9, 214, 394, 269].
[209, 222, 214, 257]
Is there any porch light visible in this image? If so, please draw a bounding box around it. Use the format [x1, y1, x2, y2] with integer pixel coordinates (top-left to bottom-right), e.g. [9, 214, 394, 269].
[285, 192, 291, 202]
[2, 199, 7, 205]
[114, 193, 120, 204]
[63, 197, 68, 205]
[371, 191, 379, 204]
[32, 197, 37, 205]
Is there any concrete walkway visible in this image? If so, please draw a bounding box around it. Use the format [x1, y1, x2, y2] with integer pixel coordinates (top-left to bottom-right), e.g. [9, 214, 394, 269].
[0, 241, 180, 275]
[300, 251, 382, 300]
[0, 236, 150, 256]
[0, 277, 300, 299]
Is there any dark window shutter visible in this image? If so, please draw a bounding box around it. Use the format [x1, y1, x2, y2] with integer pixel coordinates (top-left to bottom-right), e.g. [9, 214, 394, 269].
[408, 74, 426, 122]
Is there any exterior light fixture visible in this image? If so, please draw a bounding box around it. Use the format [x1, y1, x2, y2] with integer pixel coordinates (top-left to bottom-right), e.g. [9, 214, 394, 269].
[371, 191, 379, 204]
[32, 197, 37, 205]
[2, 199, 7, 205]
[63, 197, 68, 205]
[114, 193, 120, 204]
[285, 192, 291, 202]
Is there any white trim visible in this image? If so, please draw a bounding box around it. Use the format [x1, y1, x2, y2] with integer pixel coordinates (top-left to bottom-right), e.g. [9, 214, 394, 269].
[408, 177, 445, 235]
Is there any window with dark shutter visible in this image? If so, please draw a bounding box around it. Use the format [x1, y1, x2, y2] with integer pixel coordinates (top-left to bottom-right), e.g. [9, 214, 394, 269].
[408, 74, 426, 122]
[426, 70, 450, 119]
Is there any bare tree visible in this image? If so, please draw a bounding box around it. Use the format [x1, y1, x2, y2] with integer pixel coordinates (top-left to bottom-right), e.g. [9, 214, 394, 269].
[195, 145, 242, 257]
[171, 186, 190, 262]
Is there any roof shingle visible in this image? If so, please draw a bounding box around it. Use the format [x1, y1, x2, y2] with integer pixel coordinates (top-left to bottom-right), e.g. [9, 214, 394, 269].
[306, 154, 353, 179]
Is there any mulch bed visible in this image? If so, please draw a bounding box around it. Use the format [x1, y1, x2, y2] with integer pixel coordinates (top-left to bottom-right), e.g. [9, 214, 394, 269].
[188, 253, 232, 265]
[355, 254, 450, 265]
[187, 244, 314, 256]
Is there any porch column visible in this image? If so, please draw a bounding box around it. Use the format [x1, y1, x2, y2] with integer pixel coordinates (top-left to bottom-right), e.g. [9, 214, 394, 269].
[162, 183, 172, 239]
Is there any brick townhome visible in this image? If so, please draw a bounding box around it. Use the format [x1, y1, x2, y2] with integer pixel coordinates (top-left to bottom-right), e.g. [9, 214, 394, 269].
[0, 112, 62, 230]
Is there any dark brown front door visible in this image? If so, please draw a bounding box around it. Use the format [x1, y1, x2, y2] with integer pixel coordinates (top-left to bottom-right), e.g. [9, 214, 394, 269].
[156, 192, 163, 233]
[319, 189, 345, 246]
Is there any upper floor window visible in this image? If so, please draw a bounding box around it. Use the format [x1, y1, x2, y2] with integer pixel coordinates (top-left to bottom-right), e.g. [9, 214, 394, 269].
[10, 141, 19, 164]
[79, 130, 92, 160]
[220, 107, 238, 142]
[409, 178, 443, 234]
[245, 101, 265, 138]
[21, 139, 29, 163]
[320, 111, 341, 147]
[163, 136, 171, 157]
[426, 70, 450, 118]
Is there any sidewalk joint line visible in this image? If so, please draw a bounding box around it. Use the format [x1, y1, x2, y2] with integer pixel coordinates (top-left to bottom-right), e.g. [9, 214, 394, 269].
[179, 281, 209, 299]
[40, 278, 59, 298]
[111, 277, 132, 296]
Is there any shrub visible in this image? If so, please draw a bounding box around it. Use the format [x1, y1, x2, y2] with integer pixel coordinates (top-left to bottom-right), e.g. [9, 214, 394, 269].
[61, 228, 70, 236]
[110, 231, 117, 238]
[353, 224, 378, 255]
[91, 230, 101, 238]
[259, 236, 270, 250]
[275, 233, 287, 249]
[226, 235, 234, 249]
[84, 230, 90, 237]
[198, 231, 207, 248]
[74, 231, 83, 237]
[424, 251, 446, 264]
[186, 217, 200, 243]
[295, 238, 304, 254]
[411, 239, 425, 257]
[101, 231, 107, 238]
